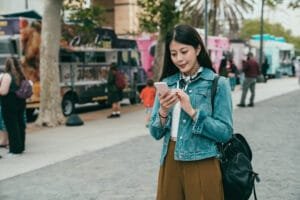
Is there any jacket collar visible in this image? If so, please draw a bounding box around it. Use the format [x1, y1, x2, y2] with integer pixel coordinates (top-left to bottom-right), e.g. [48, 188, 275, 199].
[165, 67, 215, 86]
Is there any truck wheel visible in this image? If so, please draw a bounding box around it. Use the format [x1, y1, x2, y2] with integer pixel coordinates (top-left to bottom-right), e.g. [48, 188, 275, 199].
[62, 96, 75, 116]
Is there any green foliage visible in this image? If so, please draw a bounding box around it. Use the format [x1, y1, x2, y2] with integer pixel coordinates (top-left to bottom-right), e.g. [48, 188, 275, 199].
[138, 0, 160, 33]
[62, 0, 105, 44]
[138, 0, 180, 37]
[239, 19, 300, 50]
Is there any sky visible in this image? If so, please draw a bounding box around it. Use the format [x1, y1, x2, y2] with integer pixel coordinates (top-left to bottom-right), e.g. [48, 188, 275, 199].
[0, 0, 299, 36]
[248, 1, 300, 37]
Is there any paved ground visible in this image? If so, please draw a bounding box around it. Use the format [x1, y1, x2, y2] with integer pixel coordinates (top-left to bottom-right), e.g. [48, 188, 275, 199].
[0, 77, 299, 200]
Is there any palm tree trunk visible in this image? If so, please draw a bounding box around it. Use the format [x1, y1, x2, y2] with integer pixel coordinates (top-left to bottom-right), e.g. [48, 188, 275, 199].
[36, 0, 65, 127]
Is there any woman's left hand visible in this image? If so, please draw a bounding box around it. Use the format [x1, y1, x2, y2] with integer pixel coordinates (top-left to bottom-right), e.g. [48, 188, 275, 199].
[176, 89, 196, 117]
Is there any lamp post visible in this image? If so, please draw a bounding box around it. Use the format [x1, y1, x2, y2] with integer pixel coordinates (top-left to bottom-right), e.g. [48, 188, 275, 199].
[204, 0, 208, 46]
[25, 0, 28, 10]
[259, 0, 265, 67]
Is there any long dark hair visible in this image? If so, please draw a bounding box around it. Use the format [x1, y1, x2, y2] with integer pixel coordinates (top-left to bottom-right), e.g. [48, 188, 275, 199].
[160, 24, 214, 80]
[5, 57, 25, 86]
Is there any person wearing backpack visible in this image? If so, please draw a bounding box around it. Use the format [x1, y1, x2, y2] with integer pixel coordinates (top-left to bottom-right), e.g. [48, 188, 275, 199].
[0, 57, 27, 156]
[107, 63, 123, 118]
[149, 25, 233, 200]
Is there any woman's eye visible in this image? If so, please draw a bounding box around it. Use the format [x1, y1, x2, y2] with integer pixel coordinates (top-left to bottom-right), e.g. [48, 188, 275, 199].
[171, 54, 176, 57]
[181, 51, 188, 54]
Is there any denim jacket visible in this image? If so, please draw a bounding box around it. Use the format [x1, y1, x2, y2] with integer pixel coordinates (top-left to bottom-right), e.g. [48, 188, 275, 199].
[149, 67, 233, 165]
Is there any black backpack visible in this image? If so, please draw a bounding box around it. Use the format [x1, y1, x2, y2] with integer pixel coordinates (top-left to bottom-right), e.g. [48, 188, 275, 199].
[211, 76, 260, 200]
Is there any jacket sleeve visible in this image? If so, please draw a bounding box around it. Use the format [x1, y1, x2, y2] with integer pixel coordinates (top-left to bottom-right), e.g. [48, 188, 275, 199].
[192, 77, 233, 143]
[149, 94, 171, 140]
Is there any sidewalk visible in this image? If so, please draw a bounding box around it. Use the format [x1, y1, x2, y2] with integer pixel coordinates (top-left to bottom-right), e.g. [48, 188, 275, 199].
[0, 77, 299, 181]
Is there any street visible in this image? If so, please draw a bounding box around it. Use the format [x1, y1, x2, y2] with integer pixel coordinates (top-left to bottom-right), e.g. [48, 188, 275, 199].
[0, 85, 299, 199]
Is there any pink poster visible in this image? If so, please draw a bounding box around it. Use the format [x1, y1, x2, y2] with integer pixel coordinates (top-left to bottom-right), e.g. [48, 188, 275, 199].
[136, 36, 156, 78]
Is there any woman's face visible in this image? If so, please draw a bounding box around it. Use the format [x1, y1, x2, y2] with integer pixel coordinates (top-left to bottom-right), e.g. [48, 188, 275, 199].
[169, 40, 200, 75]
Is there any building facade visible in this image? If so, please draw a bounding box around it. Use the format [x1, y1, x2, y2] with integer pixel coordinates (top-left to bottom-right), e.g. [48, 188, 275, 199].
[92, 0, 139, 36]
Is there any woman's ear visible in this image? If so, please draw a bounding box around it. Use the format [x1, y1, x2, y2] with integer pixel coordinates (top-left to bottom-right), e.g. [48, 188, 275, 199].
[196, 46, 201, 56]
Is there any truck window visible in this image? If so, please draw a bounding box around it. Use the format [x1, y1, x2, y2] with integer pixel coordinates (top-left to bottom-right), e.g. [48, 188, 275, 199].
[85, 52, 106, 63]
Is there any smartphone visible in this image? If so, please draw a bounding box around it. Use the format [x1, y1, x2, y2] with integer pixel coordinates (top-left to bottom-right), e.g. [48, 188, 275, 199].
[154, 82, 169, 95]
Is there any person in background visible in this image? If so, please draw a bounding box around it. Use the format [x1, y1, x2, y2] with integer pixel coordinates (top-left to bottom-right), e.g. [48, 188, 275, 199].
[139, 79, 156, 127]
[237, 52, 260, 107]
[0, 57, 27, 156]
[107, 63, 123, 118]
[218, 57, 228, 77]
[0, 106, 9, 149]
[0, 73, 9, 149]
[261, 57, 270, 82]
[227, 59, 239, 91]
[149, 24, 233, 200]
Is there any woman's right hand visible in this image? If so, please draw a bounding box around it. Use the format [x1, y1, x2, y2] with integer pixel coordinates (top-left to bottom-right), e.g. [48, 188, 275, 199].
[158, 90, 178, 115]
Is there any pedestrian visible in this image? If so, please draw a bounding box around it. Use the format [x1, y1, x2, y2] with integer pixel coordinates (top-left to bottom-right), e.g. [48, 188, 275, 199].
[107, 63, 123, 118]
[227, 59, 239, 91]
[0, 73, 9, 149]
[237, 52, 260, 107]
[139, 79, 156, 127]
[261, 57, 269, 82]
[218, 57, 228, 77]
[0, 105, 9, 148]
[149, 24, 233, 200]
[0, 57, 27, 155]
[295, 57, 300, 85]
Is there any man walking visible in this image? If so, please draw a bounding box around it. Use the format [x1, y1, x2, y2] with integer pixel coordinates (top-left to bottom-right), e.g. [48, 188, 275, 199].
[237, 52, 260, 107]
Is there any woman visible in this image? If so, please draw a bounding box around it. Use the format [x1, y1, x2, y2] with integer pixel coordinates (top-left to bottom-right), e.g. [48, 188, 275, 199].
[149, 24, 233, 200]
[107, 63, 123, 118]
[0, 57, 26, 155]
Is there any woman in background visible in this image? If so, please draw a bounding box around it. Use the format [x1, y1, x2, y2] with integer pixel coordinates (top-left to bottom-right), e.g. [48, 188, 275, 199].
[0, 57, 26, 155]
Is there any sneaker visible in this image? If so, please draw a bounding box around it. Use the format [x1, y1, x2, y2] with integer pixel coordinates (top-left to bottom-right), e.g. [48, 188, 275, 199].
[247, 103, 254, 107]
[237, 104, 246, 107]
[107, 114, 118, 118]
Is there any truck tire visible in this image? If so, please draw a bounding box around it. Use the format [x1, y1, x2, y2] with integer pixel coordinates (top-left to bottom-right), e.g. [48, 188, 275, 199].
[62, 96, 75, 116]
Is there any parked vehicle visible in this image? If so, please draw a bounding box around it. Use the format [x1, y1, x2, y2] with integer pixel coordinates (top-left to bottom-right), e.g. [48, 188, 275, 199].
[0, 17, 147, 118]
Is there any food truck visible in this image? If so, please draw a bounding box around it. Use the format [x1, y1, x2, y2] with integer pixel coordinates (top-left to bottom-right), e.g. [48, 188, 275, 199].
[0, 17, 146, 117]
[250, 34, 295, 77]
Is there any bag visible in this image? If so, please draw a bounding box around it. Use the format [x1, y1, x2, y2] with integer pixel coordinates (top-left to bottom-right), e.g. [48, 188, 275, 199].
[211, 76, 260, 200]
[115, 70, 126, 90]
[15, 79, 33, 99]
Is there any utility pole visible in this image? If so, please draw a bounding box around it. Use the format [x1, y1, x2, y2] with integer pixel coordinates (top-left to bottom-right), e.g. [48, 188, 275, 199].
[204, 0, 208, 46]
[259, 0, 265, 67]
[25, 0, 28, 10]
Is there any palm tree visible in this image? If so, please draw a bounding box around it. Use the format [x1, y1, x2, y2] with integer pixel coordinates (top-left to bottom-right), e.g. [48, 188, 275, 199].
[181, 0, 255, 36]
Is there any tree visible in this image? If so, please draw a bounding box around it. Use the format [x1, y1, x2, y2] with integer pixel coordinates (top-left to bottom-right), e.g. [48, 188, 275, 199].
[239, 19, 300, 50]
[181, 0, 255, 36]
[138, 0, 180, 80]
[36, 0, 65, 127]
[65, 3, 105, 45]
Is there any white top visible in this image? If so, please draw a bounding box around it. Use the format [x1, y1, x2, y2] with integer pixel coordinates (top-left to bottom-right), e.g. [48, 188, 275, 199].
[171, 101, 181, 138]
[170, 67, 203, 139]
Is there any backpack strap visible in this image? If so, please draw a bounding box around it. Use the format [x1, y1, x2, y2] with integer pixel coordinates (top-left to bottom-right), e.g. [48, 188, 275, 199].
[211, 75, 220, 112]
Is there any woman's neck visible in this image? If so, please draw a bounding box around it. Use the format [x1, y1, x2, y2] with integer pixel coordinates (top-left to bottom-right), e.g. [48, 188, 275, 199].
[183, 64, 200, 77]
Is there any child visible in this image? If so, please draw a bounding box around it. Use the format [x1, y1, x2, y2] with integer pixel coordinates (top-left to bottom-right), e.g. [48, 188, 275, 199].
[139, 79, 156, 127]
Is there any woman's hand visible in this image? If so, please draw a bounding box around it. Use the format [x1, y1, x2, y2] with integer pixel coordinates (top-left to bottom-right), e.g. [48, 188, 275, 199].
[158, 90, 178, 115]
[176, 90, 196, 118]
